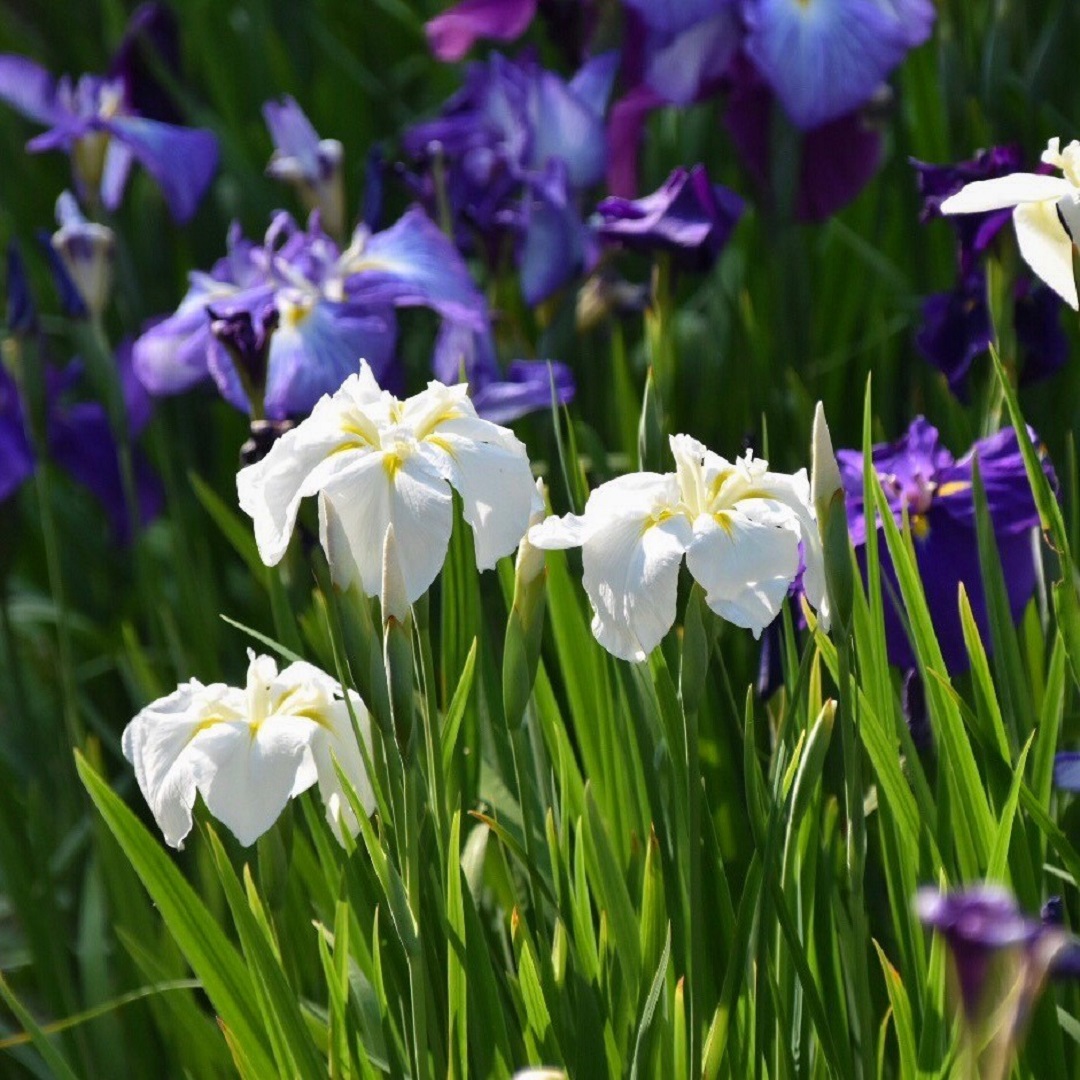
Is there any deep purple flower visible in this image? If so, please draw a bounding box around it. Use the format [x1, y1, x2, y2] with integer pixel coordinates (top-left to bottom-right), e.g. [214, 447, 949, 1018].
[595, 165, 744, 271]
[838, 417, 1053, 672]
[0, 343, 161, 542]
[0, 363, 34, 504]
[108, 2, 184, 126]
[1053, 752, 1080, 791]
[263, 97, 345, 239]
[134, 207, 486, 419]
[915, 886, 1045, 1018]
[402, 50, 615, 304]
[1014, 280, 1068, 385]
[723, 52, 884, 222]
[432, 320, 574, 423]
[426, 0, 540, 62]
[916, 270, 993, 398]
[6, 242, 36, 336]
[742, 0, 935, 132]
[912, 145, 1024, 275]
[0, 10, 218, 223]
[913, 148, 1068, 396]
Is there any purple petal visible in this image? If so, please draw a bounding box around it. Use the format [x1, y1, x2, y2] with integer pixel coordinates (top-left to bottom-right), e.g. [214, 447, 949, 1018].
[262, 96, 320, 168]
[595, 164, 744, 269]
[519, 193, 586, 305]
[471, 359, 574, 423]
[743, 0, 935, 131]
[1015, 281, 1068, 386]
[117, 338, 155, 435]
[725, 54, 883, 222]
[606, 84, 666, 197]
[0, 55, 61, 126]
[1055, 752, 1080, 792]
[46, 372, 163, 544]
[344, 206, 488, 330]
[106, 115, 218, 222]
[567, 51, 620, 119]
[528, 66, 608, 189]
[100, 139, 136, 210]
[0, 364, 34, 503]
[209, 301, 398, 419]
[425, 0, 539, 62]
[915, 272, 992, 399]
[108, 2, 184, 124]
[644, 11, 741, 106]
[623, 0, 721, 35]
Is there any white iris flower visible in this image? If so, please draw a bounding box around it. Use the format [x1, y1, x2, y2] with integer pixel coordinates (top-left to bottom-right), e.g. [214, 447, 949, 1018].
[528, 433, 827, 662]
[940, 137, 1080, 310]
[237, 362, 536, 604]
[122, 651, 374, 848]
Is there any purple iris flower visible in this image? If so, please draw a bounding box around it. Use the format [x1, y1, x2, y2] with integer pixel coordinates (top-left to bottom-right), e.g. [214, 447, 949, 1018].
[1053, 753, 1080, 792]
[912, 148, 1067, 395]
[108, 2, 184, 126]
[402, 50, 616, 304]
[0, 344, 161, 542]
[432, 319, 574, 423]
[133, 206, 486, 419]
[263, 97, 346, 240]
[914, 886, 1074, 1020]
[6, 242, 36, 337]
[837, 417, 1053, 673]
[426, 0, 540, 62]
[594, 165, 744, 271]
[741, 0, 935, 132]
[0, 13, 218, 223]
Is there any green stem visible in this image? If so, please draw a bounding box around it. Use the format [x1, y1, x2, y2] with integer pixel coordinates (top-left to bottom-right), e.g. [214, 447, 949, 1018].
[684, 701, 703, 1078]
[838, 637, 873, 1079]
[404, 766, 430, 1080]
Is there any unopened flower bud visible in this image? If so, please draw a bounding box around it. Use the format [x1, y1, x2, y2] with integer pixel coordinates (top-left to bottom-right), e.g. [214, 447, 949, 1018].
[50, 191, 114, 319]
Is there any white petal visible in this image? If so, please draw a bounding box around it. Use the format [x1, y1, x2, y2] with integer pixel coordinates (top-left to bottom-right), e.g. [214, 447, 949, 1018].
[581, 509, 692, 662]
[121, 680, 241, 848]
[420, 418, 536, 570]
[322, 450, 453, 601]
[1013, 200, 1078, 310]
[528, 512, 589, 550]
[939, 174, 1072, 215]
[191, 715, 319, 847]
[686, 506, 801, 638]
[237, 392, 376, 566]
[310, 697, 376, 843]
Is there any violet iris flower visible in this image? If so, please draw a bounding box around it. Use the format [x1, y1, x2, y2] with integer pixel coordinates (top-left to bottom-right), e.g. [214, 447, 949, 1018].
[402, 50, 616, 304]
[432, 320, 574, 423]
[915, 886, 1080, 1021]
[0, 345, 162, 543]
[0, 41, 218, 224]
[594, 165, 744, 271]
[837, 417, 1052, 673]
[133, 206, 487, 419]
[912, 147, 1067, 396]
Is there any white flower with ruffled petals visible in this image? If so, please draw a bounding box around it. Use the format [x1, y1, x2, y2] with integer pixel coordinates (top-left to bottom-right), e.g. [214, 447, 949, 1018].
[528, 434, 827, 662]
[237, 362, 536, 603]
[121, 651, 373, 848]
[940, 137, 1080, 310]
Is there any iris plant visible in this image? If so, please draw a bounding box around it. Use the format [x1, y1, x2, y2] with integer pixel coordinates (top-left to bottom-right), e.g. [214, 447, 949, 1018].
[913, 146, 1066, 396]
[402, 49, 616, 304]
[0, 11, 218, 223]
[237, 362, 537, 604]
[122, 650, 374, 848]
[529, 432, 828, 661]
[133, 206, 486, 419]
[837, 418, 1052, 672]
